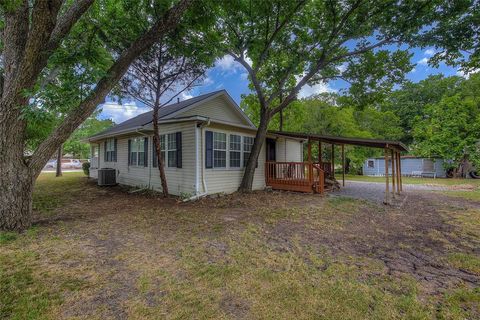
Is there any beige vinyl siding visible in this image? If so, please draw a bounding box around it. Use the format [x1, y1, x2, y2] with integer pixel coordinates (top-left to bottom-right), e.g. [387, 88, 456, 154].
[179, 96, 251, 126]
[94, 122, 196, 196]
[201, 124, 266, 194]
[275, 137, 303, 162]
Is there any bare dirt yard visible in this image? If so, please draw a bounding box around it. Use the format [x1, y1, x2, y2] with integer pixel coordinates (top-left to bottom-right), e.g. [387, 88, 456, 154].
[1, 172, 479, 319]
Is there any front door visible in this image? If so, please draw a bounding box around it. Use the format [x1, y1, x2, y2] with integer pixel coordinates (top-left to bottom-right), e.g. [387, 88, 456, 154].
[266, 138, 276, 161]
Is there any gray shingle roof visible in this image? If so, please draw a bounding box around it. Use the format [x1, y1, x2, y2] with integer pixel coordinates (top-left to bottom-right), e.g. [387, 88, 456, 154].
[89, 90, 223, 139]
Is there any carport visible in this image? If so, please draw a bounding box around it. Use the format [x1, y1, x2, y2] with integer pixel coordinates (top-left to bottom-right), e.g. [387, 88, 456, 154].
[268, 131, 409, 204]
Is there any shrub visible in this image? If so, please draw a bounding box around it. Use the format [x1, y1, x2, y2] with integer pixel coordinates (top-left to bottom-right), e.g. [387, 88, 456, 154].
[82, 162, 90, 176]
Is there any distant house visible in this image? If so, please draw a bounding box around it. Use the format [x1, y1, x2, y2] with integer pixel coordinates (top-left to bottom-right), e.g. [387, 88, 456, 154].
[87, 90, 304, 196]
[363, 156, 447, 178]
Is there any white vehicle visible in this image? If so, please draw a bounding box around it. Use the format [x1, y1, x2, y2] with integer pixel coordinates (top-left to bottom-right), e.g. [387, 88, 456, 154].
[44, 159, 82, 170]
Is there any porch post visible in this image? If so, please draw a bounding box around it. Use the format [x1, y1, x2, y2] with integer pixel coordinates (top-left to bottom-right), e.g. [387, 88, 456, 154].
[331, 144, 335, 179]
[390, 149, 396, 199]
[307, 139, 313, 191]
[341, 144, 345, 187]
[384, 148, 390, 204]
[318, 141, 322, 165]
[307, 139, 312, 163]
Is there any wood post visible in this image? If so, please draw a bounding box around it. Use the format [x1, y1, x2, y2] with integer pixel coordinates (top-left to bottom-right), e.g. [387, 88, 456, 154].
[384, 148, 390, 204]
[318, 141, 322, 165]
[341, 144, 345, 187]
[396, 153, 400, 193]
[307, 139, 312, 163]
[331, 144, 335, 179]
[307, 139, 313, 191]
[390, 149, 396, 198]
[397, 152, 403, 192]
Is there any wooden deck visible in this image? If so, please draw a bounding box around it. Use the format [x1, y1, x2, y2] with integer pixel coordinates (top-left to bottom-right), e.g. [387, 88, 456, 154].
[265, 161, 325, 193]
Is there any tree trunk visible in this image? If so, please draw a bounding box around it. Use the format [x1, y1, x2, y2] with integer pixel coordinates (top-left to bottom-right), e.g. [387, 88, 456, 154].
[0, 169, 34, 231]
[0, 0, 191, 231]
[279, 110, 283, 131]
[56, 144, 63, 177]
[239, 112, 269, 192]
[152, 106, 169, 196]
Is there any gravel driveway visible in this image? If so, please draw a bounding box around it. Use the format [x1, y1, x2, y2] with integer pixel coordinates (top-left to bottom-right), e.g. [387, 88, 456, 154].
[331, 180, 449, 203]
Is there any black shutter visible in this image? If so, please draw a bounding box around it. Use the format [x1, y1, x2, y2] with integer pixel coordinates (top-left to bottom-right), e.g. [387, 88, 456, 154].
[128, 139, 131, 165]
[104, 141, 107, 162]
[176, 131, 182, 168]
[152, 138, 158, 167]
[113, 138, 117, 162]
[144, 137, 148, 167]
[205, 131, 213, 168]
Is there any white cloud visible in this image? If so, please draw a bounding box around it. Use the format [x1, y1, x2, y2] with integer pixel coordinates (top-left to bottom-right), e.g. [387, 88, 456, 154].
[424, 49, 435, 56]
[417, 57, 429, 65]
[456, 68, 479, 79]
[409, 67, 417, 73]
[240, 72, 249, 80]
[100, 101, 150, 124]
[203, 77, 214, 86]
[214, 54, 252, 74]
[215, 55, 243, 73]
[180, 92, 193, 100]
[298, 82, 335, 99]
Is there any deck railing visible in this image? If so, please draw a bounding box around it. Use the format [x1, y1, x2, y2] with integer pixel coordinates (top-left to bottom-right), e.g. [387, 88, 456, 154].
[265, 161, 325, 193]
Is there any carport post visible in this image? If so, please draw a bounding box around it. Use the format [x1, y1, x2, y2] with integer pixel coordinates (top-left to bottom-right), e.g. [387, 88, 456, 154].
[395, 151, 401, 194]
[384, 148, 390, 204]
[390, 149, 396, 199]
[397, 152, 403, 192]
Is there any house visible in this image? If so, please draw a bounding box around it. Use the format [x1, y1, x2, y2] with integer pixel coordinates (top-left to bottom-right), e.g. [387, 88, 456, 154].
[88, 90, 304, 197]
[363, 156, 447, 178]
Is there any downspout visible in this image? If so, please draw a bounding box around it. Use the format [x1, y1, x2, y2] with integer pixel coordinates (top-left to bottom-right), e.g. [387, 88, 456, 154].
[184, 119, 210, 201]
[135, 128, 152, 189]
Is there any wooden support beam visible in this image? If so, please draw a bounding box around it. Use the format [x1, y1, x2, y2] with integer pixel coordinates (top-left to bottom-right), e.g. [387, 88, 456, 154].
[331, 144, 335, 179]
[318, 141, 322, 165]
[307, 139, 312, 163]
[341, 144, 345, 187]
[390, 149, 396, 198]
[398, 152, 403, 192]
[384, 148, 390, 205]
[395, 151, 401, 194]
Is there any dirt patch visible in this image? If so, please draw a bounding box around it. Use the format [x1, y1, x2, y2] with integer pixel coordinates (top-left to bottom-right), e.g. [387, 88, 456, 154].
[18, 176, 480, 317]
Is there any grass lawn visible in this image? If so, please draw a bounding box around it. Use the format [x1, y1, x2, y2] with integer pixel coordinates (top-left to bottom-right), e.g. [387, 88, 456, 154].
[345, 174, 480, 187]
[1, 172, 479, 319]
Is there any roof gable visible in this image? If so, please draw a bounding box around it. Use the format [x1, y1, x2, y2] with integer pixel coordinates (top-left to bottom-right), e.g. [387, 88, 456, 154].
[167, 91, 254, 127]
[89, 90, 254, 140]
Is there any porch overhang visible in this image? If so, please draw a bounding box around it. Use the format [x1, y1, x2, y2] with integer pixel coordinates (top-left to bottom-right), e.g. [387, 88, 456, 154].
[268, 131, 408, 152]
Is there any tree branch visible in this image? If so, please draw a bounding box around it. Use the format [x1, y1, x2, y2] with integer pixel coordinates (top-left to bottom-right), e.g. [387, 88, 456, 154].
[29, 0, 194, 174]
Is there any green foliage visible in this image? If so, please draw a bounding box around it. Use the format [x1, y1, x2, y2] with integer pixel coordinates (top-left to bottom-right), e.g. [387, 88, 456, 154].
[82, 162, 90, 176]
[63, 116, 114, 159]
[412, 73, 480, 170]
[381, 75, 463, 144]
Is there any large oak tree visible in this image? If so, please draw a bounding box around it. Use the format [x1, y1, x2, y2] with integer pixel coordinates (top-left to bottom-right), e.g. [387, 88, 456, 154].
[0, 0, 194, 231]
[215, 0, 467, 192]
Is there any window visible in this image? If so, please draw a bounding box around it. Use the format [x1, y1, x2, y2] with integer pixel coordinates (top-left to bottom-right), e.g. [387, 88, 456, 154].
[105, 138, 115, 162]
[229, 135, 241, 167]
[167, 133, 177, 167]
[213, 132, 226, 168]
[367, 160, 375, 168]
[243, 136, 254, 167]
[423, 159, 434, 171]
[129, 137, 145, 166]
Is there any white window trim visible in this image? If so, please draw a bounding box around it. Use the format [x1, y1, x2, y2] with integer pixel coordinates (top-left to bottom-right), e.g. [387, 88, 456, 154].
[206, 130, 256, 171]
[129, 137, 145, 167]
[105, 138, 115, 162]
[151, 132, 180, 169]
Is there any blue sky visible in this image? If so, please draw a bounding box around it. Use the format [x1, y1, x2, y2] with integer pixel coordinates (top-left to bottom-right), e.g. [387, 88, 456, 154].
[99, 47, 463, 124]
